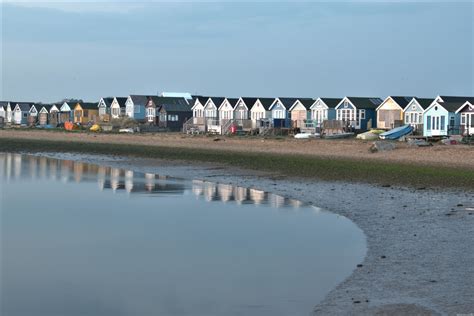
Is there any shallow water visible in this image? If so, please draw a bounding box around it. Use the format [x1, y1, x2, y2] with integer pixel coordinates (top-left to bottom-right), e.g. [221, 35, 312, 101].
[0, 153, 366, 316]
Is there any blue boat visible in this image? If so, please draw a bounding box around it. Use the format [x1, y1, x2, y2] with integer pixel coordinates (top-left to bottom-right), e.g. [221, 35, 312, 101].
[379, 125, 413, 140]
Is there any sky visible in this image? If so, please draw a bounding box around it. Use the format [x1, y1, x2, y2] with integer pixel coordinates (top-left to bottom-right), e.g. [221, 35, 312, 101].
[0, 0, 473, 103]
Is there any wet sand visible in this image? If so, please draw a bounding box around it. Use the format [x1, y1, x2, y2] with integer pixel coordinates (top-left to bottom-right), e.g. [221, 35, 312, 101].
[30, 152, 474, 316]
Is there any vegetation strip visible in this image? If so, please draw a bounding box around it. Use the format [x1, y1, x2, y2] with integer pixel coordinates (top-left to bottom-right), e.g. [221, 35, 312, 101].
[1, 137, 473, 189]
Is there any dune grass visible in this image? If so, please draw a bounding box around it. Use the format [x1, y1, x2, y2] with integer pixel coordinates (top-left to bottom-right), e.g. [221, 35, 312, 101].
[1, 137, 472, 189]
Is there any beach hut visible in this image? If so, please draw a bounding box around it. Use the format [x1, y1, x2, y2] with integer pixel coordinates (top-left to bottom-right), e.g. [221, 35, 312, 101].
[335, 97, 383, 131]
[145, 96, 159, 124]
[309, 98, 340, 127]
[203, 97, 224, 133]
[28, 104, 39, 126]
[98, 97, 114, 122]
[59, 101, 74, 123]
[376, 96, 414, 129]
[73, 102, 99, 124]
[110, 97, 127, 119]
[402, 97, 433, 133]
[456, 101, 474, 136]
[0, 101, 7, 119]
[233, 97, 257, 120]
[125, 95, 148, 122]
[289, 98, 314, 128]
[38, 105, 52, 126]
[6, 102, 13, 123]
[423, 96, 474, 137]
[218, 98, 238, 124]
[13, 103, 33, 125]
[156, 97, 193, 131]
[191, 96, 208, 123]
[203, 97, 223, 120]
[269, 98, 298, 128]
[250, 98, 274, 128]
[48, 104, 60, 126]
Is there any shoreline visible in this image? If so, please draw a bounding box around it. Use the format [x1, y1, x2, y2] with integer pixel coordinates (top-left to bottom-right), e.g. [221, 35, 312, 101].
[9, 150, 474, 315]
[1, 132, 473, 189]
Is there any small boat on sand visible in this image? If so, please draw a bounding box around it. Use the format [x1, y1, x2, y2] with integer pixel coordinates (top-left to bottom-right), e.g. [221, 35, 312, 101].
[379, 125, 413, 140]
[323, 132, 354, 139]
[294, 133, 320, 139]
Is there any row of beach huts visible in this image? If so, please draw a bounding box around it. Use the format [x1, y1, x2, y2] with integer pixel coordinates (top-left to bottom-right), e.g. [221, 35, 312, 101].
[0, 94, 473, 137]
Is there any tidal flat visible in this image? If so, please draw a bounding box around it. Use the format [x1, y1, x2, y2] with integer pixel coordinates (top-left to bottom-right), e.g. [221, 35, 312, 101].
[7, 150, 473, 315]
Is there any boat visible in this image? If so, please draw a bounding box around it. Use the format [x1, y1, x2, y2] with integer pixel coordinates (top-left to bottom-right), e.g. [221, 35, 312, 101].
[379, 125, 413, 140]
[323, 132, 354, 139]
[90, 124, 101, 132]
[356, 131, 379, 140]
[294, 133, 320, 139]
[119, 128, 134, 133]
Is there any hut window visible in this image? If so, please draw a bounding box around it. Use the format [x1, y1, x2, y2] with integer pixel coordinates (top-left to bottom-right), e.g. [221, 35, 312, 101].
[418, 114, 423, 124]
[405, 113, 410, 123]
[23, 113, 28, 118]
[426, 115, 431, 130]
[449, 116, 455, 127]
[168, 114, 178, 121]
[440, 116, 445, 130]
[461, 114, 466, 124]
[359, 110, 366, 119]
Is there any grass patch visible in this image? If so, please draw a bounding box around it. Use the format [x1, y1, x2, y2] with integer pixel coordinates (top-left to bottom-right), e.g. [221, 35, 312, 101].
[1, 137, 473, 189]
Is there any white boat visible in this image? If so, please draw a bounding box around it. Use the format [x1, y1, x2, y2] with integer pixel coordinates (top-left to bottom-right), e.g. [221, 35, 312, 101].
[356, 131, 379, 140]
[119, 128, 134, 133]
[294, 133, 320, 139]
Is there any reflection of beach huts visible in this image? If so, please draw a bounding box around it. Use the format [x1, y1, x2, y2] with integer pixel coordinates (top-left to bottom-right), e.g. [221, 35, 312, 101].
[145, 173, 156, 192]
[125, 170, 134, 193]
[269, 194, 286, 208]
[110, 168, 122, 191]
[13, 154, 22, 179]
[233, 186, 248, 204]
[97, 166, 108, 190]
[28, 156, 38, 179]
[192, 180, 205, 197]
[203, 181, 218, 201]
[249, 188, 266, 205]
[217, 183, 234, 203]
[73, 162, 84, 183]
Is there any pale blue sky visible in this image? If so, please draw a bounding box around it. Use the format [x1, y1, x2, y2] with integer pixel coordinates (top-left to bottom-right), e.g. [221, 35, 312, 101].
[1, 1, 473, 102]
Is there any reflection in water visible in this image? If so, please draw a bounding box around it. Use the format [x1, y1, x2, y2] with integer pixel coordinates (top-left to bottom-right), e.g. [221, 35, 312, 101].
[0, 153, 366, 316]
[0, 153, 305, 208]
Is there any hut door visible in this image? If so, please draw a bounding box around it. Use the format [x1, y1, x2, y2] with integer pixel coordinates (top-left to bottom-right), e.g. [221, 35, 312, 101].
[469, 114, 474, 135]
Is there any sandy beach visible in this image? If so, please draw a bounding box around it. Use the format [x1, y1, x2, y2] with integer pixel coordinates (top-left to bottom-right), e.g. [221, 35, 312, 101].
[1, 130, 474, 170]
[23, 151, 474, 316]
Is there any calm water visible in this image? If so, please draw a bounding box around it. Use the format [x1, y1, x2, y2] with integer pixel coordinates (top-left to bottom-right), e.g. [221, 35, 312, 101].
[0, 153, 366, 316]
